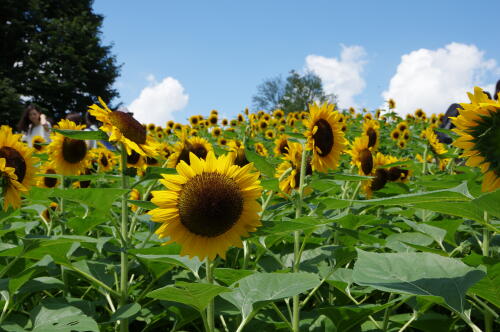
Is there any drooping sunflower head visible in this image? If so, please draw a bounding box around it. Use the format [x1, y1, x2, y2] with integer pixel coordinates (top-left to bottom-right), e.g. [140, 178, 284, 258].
[452, 86, 500, 191]
[48, 119, 91, 176]
[349, 135, 374, 176]
[88, 98, 159, 157]
[303, 103, 346, 173]
[425, 127, 447, 157]
[388, 99, 396, 109]
[149, 152, 262, 260]
[362, 119, 380, 150]
[228, 140, 249, 167]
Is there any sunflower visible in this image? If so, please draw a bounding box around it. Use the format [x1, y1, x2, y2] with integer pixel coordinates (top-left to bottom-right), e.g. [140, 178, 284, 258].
[149, 152, 262, 260]
[452, 87, 500, 191]
[221, 118, 228, 126]
[396, 121, 408, 132]
[0, 126, 37, 210]
[390, 129, 401, 141]
[41, 202, 59, 224]
[212, 127, 222, 137]
[95, 148, 116, 172]
[37, 162, 59, 188]
[388, 99, 396, 109]
[303, 103, 345, 173]
[398, 140, 407, 149]
[362, 120, 380, 150]
[88, 98, 159, 157]
[208, 114, 218, 126]
[127, 150, 145, 170]
[275, 142, 312, 195]
[273, 135, 289, 156]
[32, 136, 47, 153]
[349, 135, 374, 176]
[424, 127, 447, 157]
[166, 120, 175, 129]
[218, 137, 228, 146]
[264, 129, 275, 140]
[168, 136, 213, 168]
[254, 142, 268, 157]
[228, 140, 249, 167]
[273, 109, 284, 119]
[415, 108, 426, 119]
[401, 130, 410, 141]
[349, 107, 356, 115]
[129, 188, 141, 212]
[258, 120, 268, 131]
[189, 115, 200, 127]
[278, 125, 285, 132]
[363, 113, 373, 121]
[47, 119, 91, 175]
[147, 124, 156, 132]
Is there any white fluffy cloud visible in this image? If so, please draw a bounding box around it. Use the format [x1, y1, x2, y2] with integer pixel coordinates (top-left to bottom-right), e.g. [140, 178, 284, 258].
[128, 76, 189, 125]
[382, 43, 499, 115]
[306, 45, 367, 108]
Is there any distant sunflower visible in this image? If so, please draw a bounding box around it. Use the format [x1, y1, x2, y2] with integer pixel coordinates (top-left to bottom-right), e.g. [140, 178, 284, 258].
[0, 126, 37, 210]
[362, 120, 380, 150]
[275, 142, 312, 195]
[350, 135, 374, 176]
[452, 87, 500, 191]
[88, 98, 159, 156]
[424, 127, 447, 156]
[303, 103, 345, 173]
[40, 201, 58, 224]
[254, 142, 268, 157]
[415, 108, 426, 119]
[168, 135, 213, 168]
[388, 99, 396, 109]
[396, 121, 408, 132]
[273, 109, 284, 119]
[189, 115, 200, 127]
[37, 163, 59, 188]
[398, 140, 407, 149]
[48, 119, 91, 175]
[228, 140, 249, 167]
[149, 152, 262, 260]
[96, 148, 116, 172]
[129, 188, 141, 212]
[127, 150, 145, 170]
[273, 135, 289, 156]
[218, 137, 228, 146]
[222, 118, 229, 126]
[390, 129, 401, 141]
[212, 127, 222, 137]
[32, 136, 46, 153]
[208, 114, 218, 126]
[265, 129, 275, 140]
[258, 120, 268, 131]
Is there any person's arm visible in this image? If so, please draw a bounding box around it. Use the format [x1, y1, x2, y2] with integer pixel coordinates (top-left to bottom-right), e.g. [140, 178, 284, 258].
[40, 114, 50, 132]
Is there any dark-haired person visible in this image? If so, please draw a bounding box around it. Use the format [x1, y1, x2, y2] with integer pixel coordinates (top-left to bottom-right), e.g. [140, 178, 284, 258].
[494, 79, 500, 100]
[16, 104, 51, 147]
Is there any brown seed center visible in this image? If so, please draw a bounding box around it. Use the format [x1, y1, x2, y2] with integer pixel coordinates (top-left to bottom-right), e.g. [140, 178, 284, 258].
[366, 127, 377, 148]
[109, 111, 146, 145]
[359, 149, 373, 175]
[62, 138, 87, 164]
[178, 172, 243, 237]
[313, 119, 334, 157]
[0, 147, 27, 183]
[43, 168, 58, 188]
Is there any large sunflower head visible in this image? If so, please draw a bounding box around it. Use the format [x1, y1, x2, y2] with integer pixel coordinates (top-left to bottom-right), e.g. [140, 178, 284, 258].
[0, 126, 37, 210]
[303, 103, 346, 173]
[362, 119, 380, 150]
[452, 87, 500, 191]
[88, 98, 160, 157]
[149, 152, 262, 260]
[48, 119, 91, 176]
[349, 135, 374, 176]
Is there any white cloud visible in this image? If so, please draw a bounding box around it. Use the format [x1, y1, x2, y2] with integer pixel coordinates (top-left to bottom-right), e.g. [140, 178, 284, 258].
[128, 75, 189, 125]
[382, 43, 499, 115]
[306, 45, 367, 108]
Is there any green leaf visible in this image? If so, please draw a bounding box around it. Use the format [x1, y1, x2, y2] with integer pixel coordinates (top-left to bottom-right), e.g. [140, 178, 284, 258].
[353, 250, 486, 313]
[128, 200, 156, 210]
[319, 303, 394, 332]
[245, 148, 275, 178]
[221, 272, 320, 320]
[52, 128, 109, 141]
[106, 303, 141, 323]
[31, 299, 99, 332]
[412, 202, 484, 224]
[18, 277, 63, 295]
[471, 188, 500, 218]
[146, 281, 231, 312]
[468, 262, 500, 308]
[385, 232, 433, 252]
[404, 219, 447, 245]
[261, 178, 279, 192]
[214, 268, 255, 286]
[252, 217, 332, 238]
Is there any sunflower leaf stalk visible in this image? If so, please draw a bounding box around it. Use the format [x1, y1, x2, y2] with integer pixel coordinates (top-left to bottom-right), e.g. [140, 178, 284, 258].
[119, 143, 130, 332]
[292, 144, 308, 332]
[206, 259, 215, 332]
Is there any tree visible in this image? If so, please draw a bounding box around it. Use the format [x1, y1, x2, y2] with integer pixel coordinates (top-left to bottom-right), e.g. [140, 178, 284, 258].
[252, 70, 335, 114]
[0, 0, 121, 128]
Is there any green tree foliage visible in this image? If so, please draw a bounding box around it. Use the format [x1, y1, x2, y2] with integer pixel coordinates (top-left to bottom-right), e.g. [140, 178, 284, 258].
[252, 70, 335, 114]
[0, 0, 120, 128]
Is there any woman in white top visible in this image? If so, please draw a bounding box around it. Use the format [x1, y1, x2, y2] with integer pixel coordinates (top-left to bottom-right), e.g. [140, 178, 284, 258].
[16, 104, 51, 147]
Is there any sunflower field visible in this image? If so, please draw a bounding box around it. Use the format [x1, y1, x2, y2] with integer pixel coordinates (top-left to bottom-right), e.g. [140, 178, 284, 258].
[0, 87, 498, 332]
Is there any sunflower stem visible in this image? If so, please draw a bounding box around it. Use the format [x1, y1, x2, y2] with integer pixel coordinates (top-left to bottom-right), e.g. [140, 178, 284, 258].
[422, 146, 428, 175]
[482, 212, 492, 332]
[119, 143, 130, 332]
[206, 259, 215, 332]
[292, 145, 308, 332]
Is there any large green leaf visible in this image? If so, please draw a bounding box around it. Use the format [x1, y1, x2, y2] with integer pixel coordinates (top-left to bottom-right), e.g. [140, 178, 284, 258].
[51, 128, 108, 141]
[353, 250, 485, 313]
[30, 299, 99, 332]
[106, 303, 141, 323]
[468, 262, 500, 308]
[221, 272, 320, 319]
[318, 303, 394, 332]
[146, 281, 230, 312]
[471, 188, 500, 218]
[245, 148, 275, 178]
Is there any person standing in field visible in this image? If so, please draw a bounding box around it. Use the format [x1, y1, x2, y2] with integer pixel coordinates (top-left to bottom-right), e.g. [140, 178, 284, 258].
[16, 104, 51, 147]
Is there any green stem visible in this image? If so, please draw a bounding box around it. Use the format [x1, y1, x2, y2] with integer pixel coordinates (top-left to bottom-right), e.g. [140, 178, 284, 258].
[382, 293, 395, 331]
[270, 303, 293, 331]
[422, 145, 428, 175]
[119, 144, 130, 332]
[482, 212, 492, 332]
[292, 146, 308, 332]
[206, 259, 214, 332]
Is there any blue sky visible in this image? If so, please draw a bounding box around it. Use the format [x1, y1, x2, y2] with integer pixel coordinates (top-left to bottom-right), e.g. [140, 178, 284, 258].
[93, 0, 500, 124]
